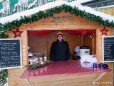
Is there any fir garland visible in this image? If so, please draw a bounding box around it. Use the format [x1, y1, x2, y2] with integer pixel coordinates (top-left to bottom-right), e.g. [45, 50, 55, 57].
[0, 69, 8, 86]
[27, 61, 53, 70]
[0, 4, 114, 33]
[0, 33, 8, 38]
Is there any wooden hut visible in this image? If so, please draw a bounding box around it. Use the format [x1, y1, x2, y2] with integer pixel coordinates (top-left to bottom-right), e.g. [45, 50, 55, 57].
[0, 1, 114, 86]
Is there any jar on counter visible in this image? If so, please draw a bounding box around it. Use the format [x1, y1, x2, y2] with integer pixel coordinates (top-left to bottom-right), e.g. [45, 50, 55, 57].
[39, 57, 44, 64]
[44, 56, 47, 62]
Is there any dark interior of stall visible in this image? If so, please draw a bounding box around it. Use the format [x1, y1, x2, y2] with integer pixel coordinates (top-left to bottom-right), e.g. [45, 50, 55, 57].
[27, 30, 96, 60]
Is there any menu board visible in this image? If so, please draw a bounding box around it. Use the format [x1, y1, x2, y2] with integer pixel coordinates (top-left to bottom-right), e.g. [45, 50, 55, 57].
[0, 38, 22, 69]
[102, 36, 114, 62]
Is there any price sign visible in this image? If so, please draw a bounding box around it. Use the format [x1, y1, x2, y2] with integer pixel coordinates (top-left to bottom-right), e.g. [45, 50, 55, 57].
[0, 38, 22, 69]
[102, 36, 114, 62]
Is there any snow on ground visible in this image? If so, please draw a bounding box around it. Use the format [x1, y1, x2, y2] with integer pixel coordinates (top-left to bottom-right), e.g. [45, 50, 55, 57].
[0, 0, 114, 24]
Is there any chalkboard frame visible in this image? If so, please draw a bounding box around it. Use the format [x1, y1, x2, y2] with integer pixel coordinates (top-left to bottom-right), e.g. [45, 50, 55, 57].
[0, 38, 22, 69]
[102, 36, 114, 62]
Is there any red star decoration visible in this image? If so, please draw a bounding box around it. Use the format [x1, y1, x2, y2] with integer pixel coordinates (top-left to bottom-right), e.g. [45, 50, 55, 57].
[12, 28, 23, 38]
[100, 27, 108, 36]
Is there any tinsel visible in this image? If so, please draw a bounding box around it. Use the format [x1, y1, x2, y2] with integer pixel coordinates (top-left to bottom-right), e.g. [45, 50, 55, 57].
[0, 4, 114, 34]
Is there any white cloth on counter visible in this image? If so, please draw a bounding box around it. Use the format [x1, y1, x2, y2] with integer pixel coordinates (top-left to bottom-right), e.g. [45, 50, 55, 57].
[80, 55, 97, 63]
[80, 62, 93, 68]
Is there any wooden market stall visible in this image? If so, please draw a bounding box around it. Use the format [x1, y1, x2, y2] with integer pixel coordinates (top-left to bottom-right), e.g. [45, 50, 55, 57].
[1, 1, 113, 86]
[7, 12, 113, 86]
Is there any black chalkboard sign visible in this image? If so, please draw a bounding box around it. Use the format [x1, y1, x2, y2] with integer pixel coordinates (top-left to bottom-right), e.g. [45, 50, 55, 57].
[102, 36, 114, 62]
[0, 38, 22, 69]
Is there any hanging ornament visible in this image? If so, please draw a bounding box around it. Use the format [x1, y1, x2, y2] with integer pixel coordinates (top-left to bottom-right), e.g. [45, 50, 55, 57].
[12, 28, 23, 38]
[100, 27, 108, 36]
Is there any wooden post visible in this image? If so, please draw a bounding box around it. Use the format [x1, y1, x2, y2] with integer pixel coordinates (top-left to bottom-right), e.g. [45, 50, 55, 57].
[80, 35, 84, 46]
[91, 34, 95, 54]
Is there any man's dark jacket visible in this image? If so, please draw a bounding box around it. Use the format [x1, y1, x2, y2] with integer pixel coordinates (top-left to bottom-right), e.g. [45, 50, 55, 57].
[50, 40, 70, 61]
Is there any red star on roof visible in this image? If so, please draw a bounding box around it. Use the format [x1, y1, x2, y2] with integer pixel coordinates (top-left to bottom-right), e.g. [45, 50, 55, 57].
[12, 28, 23, 38]
[100, 27, 108, 36]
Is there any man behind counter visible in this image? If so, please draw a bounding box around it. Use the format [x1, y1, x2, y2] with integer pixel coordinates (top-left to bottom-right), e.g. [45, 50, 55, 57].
[50, 32, 70, 61]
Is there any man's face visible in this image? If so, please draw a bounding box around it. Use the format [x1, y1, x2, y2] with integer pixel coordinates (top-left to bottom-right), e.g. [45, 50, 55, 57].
[57, 35, 63, 41]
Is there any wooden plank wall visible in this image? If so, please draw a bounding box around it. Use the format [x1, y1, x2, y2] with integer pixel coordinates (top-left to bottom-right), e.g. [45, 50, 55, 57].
[8, 66, 113, 86]
[98, 7, 114, 16]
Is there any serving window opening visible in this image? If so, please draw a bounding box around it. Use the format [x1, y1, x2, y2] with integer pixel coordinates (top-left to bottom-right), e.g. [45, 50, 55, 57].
[27, 30, 96, 63]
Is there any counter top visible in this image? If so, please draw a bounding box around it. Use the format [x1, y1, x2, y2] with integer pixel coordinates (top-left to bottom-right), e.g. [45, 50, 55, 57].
[20, 60, 111, 79]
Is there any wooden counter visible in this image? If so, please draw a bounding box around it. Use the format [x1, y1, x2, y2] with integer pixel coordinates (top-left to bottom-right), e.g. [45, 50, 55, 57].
[20, 60, 111, 86]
